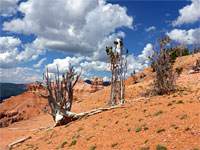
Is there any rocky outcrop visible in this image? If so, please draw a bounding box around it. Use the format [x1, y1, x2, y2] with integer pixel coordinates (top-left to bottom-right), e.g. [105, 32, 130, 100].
[91, 77, 104, 93]
[73, 78, 93, 99]
[0, 78, 105, 127]
[0, 91, 48, 128]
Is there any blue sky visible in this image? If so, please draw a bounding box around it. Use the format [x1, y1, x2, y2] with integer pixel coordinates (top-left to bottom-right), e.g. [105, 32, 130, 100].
[0, 0, 199, 83]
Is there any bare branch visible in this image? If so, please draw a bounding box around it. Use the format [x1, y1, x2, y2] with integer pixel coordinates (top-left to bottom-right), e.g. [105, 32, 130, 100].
[42, 108, 55, 117]
[72, 72, 81, 88]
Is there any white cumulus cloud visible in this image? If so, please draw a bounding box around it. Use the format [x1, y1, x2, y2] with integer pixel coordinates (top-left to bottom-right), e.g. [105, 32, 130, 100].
[46, 56, 85, 73]
[3, 0, 133, 60]
[33, 58, 47, 68]
[172, 0, 200, 26]
[145, 26, 156, 32]
[0, 67, 41, 83]
[0, 36, 45, 68]
[127, 43, 153, 75]
[166, 28, 200, 44]
[0, 0, 19, 17]
[46, 43, 153, 80]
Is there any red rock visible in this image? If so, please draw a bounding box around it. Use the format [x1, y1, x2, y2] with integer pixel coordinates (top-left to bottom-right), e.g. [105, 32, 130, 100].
[91, 77, 104, 93]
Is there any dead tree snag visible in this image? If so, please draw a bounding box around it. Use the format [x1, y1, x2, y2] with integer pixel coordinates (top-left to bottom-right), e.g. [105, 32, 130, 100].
[106, 39, 128, 105]
[38, 64, 122, 127]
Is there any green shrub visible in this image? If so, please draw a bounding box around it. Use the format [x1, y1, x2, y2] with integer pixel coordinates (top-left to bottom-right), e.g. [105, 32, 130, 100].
[185, 127, 190, 131]
[138, 118, 143, 122]
[176, 100, 183, 104]
[86, 136, 94, 141]
[176, 67, 183, 77]
[156, 145, 167, 150]
[69, 140, 77, 147]
[111, 143, 118, 147]
[167, 103, 172, 106]
[180, 114, 187, 119]
[139, 147, 150, 150]
[136, 126, 142, 132]
[89, 146, 96, 150]
[157, 129, 165, 133]
[61, 141, 67, 148]
[153, 110, 163, 116]
[174, 126, 179, 129]
[77, 127, 83, 132]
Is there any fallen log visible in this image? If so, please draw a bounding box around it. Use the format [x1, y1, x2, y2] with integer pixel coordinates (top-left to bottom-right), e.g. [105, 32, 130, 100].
[9, 136, 31, 148]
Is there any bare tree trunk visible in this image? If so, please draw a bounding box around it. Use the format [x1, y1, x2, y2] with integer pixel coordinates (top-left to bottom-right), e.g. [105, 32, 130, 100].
[109, 63, 115, 105]
[38, 64, 81, 126]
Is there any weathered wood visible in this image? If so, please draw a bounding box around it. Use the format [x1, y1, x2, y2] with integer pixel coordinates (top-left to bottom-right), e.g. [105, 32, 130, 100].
[9, 136, 31, 148]
[125, 97, 149, 103]
[8, 127, 45, 131]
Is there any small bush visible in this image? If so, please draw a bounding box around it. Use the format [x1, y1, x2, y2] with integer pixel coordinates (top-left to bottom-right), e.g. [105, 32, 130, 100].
[144, 139, 149, 143]
[157, 129, 165, 133]
[139, 147, 150, 150]
[111, 143, 118, 147]
[69, 140, 77, 147]
[77, 127, 83, 132]
[144, 127, 149, 130]
[61, 141, 67, 148]
[176, 100, 183, 104]
[89, 146, 96, 150]
[176, 67, 183, 77]
[167, 103, 172, 106]
[185, 127, 190, 131]
[171, 124, 176, 127]
[156, 145, 167, 150]
[153, 110, 163, 116]
[86, 136, 94, 141]
[180, 114, 187, 119]
[136, 126, 142, 132]
[174, 126, 179, 129]
[138, 118, 143, 122]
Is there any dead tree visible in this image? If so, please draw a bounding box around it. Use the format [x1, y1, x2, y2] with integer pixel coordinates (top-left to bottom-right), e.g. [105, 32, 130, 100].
[38, 64, 122, 127]
[106, 44, 119, 105]
[38, 64, 81, 125]
[149, 35, 176, 95]
[131, 69, 138, 84]
[106, 39, 128, 105]
[193, 42, 197, 54]
[118, 39, 128, 104]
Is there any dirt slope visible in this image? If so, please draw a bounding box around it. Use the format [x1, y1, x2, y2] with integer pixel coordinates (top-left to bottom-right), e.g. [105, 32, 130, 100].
[0, 53, 200, 150]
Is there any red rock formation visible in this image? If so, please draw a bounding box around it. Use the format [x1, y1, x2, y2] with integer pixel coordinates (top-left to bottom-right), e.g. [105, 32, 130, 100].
[73, 78, 93, 99]
[91, 77, 104, 93]
[0, 78, 105, 127]
[0, 91, 48, 127]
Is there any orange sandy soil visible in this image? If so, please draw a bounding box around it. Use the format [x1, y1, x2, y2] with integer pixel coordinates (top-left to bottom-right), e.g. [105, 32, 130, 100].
[0, 54, 200, 150]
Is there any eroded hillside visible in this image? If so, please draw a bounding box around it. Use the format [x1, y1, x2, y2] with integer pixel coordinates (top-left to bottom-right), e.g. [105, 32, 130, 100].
[0, 54, 200, 150]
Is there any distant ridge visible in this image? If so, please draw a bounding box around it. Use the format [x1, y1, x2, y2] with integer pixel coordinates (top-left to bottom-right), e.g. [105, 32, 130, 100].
[0, 83, 28, 103]
[84, 80, 110, 86]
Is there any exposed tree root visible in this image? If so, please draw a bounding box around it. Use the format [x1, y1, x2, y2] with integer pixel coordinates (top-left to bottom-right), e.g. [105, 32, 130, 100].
[48, 97, 150, 128]
[52, 104, 124, 127]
